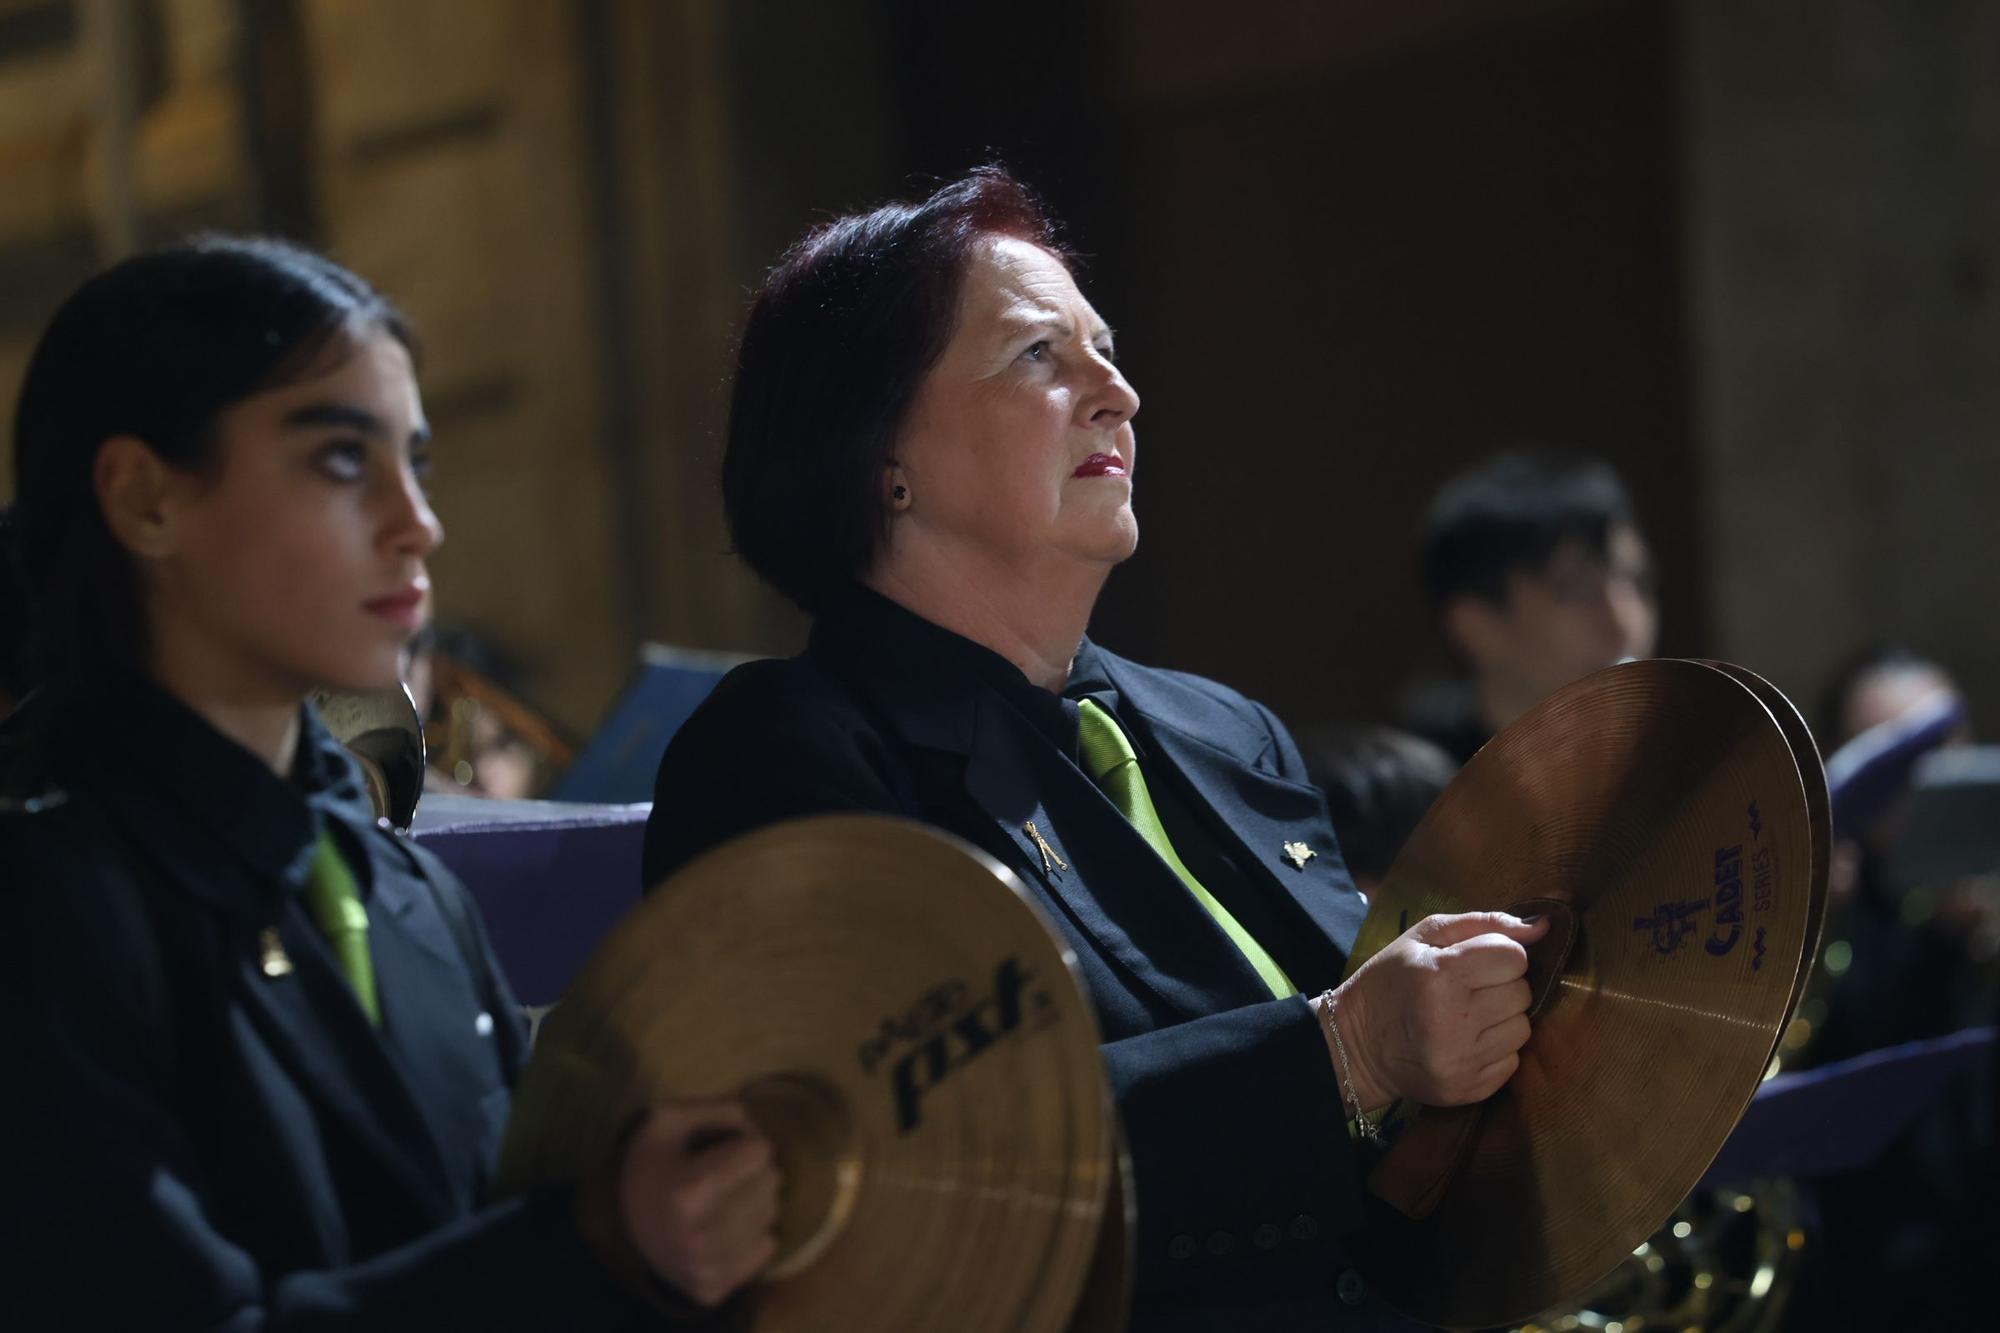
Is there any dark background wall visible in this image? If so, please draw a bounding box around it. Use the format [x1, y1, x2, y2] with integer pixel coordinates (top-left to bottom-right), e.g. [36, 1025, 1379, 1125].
[2, 0, 1994, 748]
[724, 0, 1696, 732]
[1088, 1, 1694, 729]
[1684, 0, 2000, 735]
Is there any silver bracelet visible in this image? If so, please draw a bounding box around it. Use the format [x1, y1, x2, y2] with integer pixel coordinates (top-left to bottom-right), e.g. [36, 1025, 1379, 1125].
[1316, 988, 1382, 1146]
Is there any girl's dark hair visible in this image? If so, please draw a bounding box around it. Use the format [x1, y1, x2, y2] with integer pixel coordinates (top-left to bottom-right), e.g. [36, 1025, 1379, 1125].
[2, 235, 409, 712]
[722, 166, 1067, 613]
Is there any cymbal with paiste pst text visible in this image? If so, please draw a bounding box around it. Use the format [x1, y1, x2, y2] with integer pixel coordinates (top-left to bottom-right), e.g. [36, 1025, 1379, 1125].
[1344, 659, 1827, 1330]
[495, 814, 1131, 1333]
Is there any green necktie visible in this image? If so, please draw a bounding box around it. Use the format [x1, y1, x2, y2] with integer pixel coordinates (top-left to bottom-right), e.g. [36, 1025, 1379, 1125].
[1075, 698, 1297, 1000]
[305, 829, 381, 1026]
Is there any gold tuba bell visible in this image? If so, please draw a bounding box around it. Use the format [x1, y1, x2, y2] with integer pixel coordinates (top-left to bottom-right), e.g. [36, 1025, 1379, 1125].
[312, 684, 427, 830]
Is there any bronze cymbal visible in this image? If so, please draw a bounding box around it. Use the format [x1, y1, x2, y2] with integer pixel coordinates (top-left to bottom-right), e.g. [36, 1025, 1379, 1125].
[1345, 659, 1823, 1329]
[496, 814, 1129, 1333]
[1513, 661, 1833, 1332]
[1696, 659, 1832, 1068]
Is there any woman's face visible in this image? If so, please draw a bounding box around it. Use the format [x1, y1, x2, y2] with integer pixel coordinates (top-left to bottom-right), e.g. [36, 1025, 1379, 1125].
[143, 329, 441, 699]
[889, 234, 1141, 578]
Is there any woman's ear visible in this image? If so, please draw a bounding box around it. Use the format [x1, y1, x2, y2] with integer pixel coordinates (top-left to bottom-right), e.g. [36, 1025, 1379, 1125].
[885, 459, 912, 512]
[93, 436, 183, 559]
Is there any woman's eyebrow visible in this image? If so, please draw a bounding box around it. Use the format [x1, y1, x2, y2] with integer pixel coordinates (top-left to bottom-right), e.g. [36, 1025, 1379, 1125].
[282, 402, 388, 436]
[282, 401, 431, 446]
[997, 309, 1071, 340]
[996, 310, 1117, 346]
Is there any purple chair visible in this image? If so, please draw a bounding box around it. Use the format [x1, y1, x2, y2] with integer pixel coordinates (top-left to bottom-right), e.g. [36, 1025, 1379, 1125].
[413, 794, 649, 1006]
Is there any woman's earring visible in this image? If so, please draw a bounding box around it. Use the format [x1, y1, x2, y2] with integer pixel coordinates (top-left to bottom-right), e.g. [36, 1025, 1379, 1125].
[892, 484, 909, 505]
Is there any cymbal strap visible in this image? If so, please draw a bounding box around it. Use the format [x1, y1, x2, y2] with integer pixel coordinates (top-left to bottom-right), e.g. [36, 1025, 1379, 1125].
[1516, 897, 1578, 1019]
[1368, 1104, 1479, 1221]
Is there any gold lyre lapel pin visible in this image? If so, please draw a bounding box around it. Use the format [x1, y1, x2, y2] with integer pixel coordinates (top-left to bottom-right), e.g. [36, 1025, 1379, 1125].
[259, 926, 294, 978]
[1281, 841, 1317, 871]
[1024, 820, 1068, 877]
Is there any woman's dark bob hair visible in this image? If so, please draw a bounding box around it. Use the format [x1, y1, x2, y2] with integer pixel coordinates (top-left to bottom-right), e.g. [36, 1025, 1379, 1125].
[722, 166, 1068, 613]
[3, 235, 410, 705]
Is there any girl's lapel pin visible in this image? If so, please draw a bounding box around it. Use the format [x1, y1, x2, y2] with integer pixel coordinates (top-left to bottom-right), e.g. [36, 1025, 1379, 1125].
[259, 926, 294, 978]
[1282, 841, 1318, 870]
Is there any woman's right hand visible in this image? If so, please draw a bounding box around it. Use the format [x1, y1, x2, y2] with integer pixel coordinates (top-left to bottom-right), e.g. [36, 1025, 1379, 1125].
[1323, 911, 1548, 1110]
[617, 1099, 782, 1307]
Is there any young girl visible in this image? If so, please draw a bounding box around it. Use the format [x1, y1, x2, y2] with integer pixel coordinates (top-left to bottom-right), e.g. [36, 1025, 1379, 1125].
[0, 237, 774, 1329]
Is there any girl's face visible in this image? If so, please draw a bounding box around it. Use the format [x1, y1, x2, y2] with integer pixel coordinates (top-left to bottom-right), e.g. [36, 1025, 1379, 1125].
[142, 329, 441, 700]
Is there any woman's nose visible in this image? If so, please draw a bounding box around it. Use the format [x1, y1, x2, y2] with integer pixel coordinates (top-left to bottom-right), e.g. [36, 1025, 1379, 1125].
[383, 469, 444, 557]
[1083, 358, 1140, 429]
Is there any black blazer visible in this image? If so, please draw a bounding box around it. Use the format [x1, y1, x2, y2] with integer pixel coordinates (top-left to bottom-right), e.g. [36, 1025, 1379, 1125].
[0, 682, 645, 1331]
[646, 588, 1418, 1331]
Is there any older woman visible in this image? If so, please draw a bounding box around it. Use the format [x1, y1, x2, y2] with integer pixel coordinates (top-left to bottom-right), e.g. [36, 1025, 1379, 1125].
[644, 169, 1542, 1330]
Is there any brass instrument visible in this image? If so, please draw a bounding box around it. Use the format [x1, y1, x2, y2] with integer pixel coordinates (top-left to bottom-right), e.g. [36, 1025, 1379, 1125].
[311, 684, 427, 829]
[1516, 1182, 1810, 1333]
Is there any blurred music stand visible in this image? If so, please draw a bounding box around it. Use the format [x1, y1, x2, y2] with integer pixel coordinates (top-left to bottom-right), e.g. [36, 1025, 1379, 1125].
[1824, 691, 1967, 837]
[414, 794, 650, 1006]
[1700, 1027, 1996, 1190]
[549, 643, 757, 804]
[1883, 745, 2000, 894]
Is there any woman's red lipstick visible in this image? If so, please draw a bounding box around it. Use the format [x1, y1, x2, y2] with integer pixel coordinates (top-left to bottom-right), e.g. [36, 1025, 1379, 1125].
[363, 585, 428, 631]
[1073, 452, 1128, 479]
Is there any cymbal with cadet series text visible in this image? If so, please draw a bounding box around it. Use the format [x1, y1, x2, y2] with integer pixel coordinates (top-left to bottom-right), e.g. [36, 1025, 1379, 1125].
[1345, 658, 1828, 1329]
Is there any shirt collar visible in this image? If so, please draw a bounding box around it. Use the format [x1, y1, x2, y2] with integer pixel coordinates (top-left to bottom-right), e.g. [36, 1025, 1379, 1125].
[61, 675, 376, 889]
[1056, 639, 1136, 763]
[810, 584, 1122, 761]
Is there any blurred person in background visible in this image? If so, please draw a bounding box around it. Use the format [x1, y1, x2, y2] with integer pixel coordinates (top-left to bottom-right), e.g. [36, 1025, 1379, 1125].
[1790, 642, 1992, 1331]
[404, 621, 570, 799]
[1813, 641, 1986, 1045]
[1816, 641, 1971, 917]
[1298, 726, 1457, 901]
[1819, 641, 1968, 758]
[1405, 450, 1657, 763]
